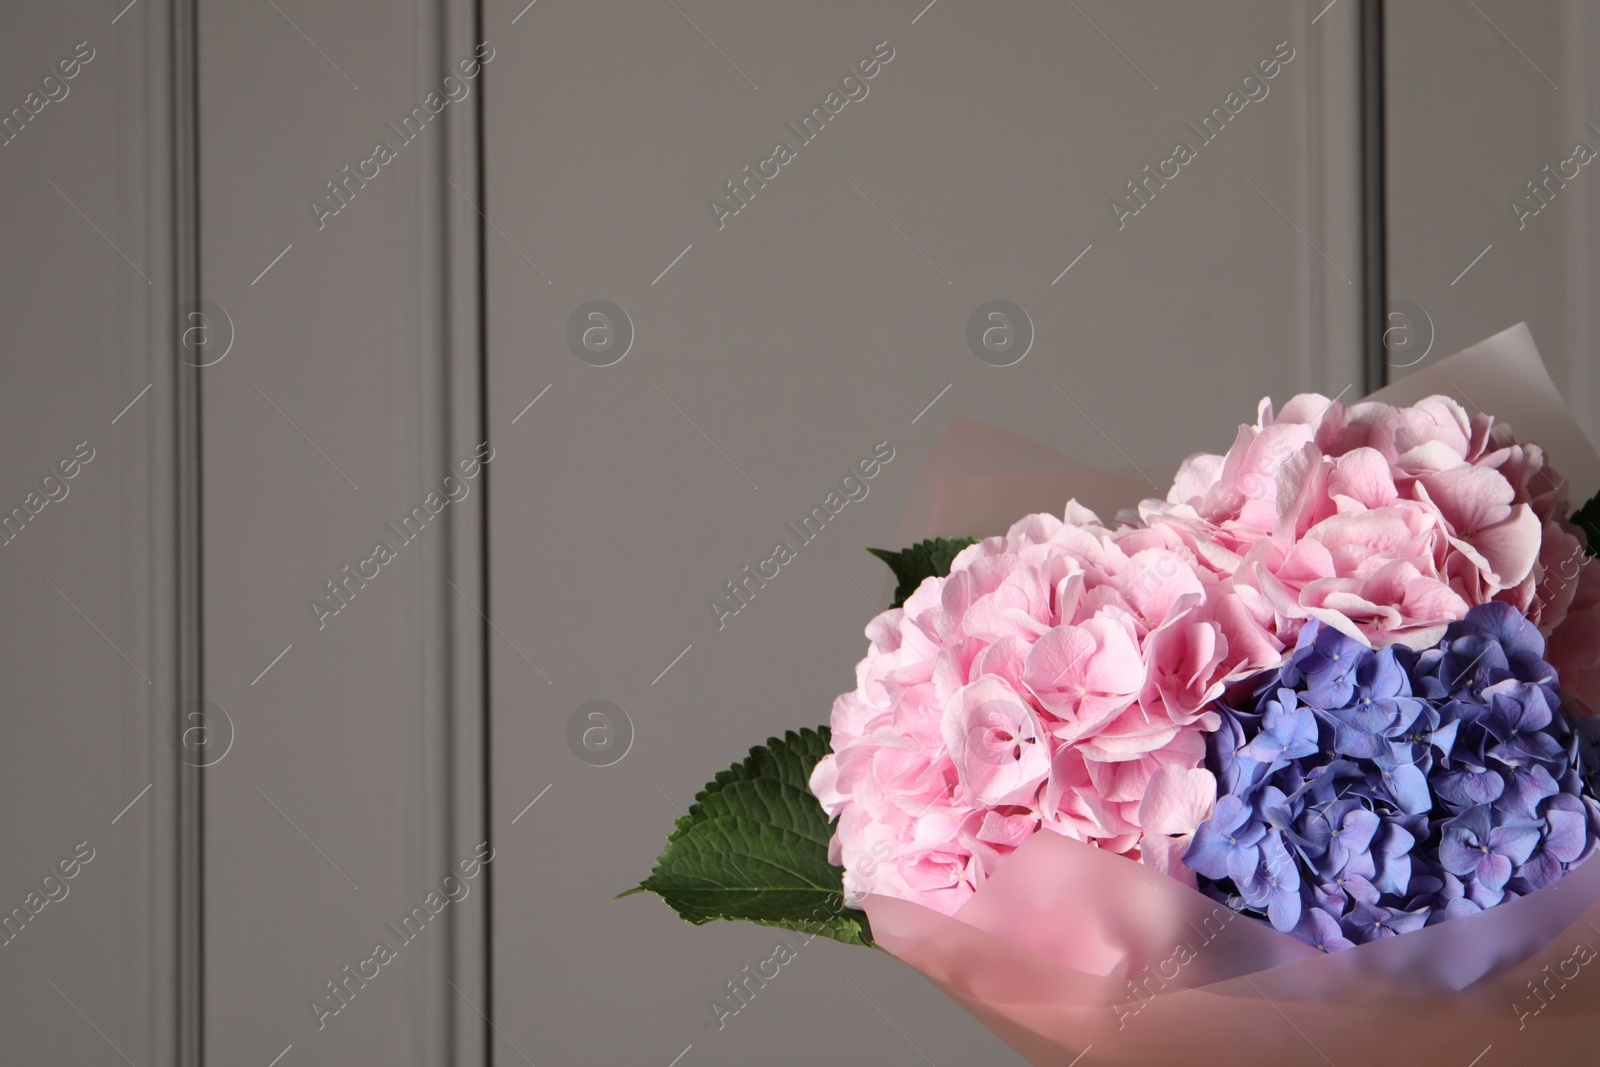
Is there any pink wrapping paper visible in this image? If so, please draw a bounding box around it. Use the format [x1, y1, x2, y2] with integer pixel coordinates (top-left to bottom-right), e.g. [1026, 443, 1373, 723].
[893, 418, 1164, 548]
[867, 324, 1600, 1065]
[865, 831, 1600, 1065]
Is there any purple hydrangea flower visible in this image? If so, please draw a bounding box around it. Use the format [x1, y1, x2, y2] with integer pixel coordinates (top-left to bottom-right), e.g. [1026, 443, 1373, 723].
[1182, 602, 1600, 951]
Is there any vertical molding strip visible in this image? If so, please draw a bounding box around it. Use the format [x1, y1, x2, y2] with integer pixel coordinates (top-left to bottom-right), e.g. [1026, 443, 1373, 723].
[1359, 0, 1389, 392]
[1562, 0, 1597, 434]
[470, 2, 495, 1063]
[170, 0, 204, 1065]
[439, 0, 492, 1062]
[1302, 0, 1367, 398]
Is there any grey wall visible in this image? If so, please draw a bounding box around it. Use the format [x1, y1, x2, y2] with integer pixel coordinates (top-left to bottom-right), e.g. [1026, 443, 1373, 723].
[0, 1, 180, 1063]
[193, 0, 489, 1064]
[483, 2, 1362, 1064]
[1, 2, 1595, 1066]
[1386, 0, 1600, 444]
[2, 1, 491, 1065]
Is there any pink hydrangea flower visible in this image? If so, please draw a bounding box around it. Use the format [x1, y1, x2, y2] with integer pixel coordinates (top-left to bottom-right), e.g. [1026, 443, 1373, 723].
[1141, 393, 1576, 654]
[812, 506, 1266, 915]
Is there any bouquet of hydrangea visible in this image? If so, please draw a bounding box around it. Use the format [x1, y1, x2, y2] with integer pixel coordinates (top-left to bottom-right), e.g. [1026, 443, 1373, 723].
[630, 325, 1600, 1064]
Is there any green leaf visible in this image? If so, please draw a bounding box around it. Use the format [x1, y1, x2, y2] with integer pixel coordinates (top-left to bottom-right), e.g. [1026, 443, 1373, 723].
[1574, 490, 1600, 558]
[625, 727, 872, 947]
[867, 537, 978, 608]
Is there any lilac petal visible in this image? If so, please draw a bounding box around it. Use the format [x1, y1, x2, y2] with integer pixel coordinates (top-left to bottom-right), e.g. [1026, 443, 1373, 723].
[1379, 760, 1432, 815]
[1385, 697, 1426, 738]
[1384, 907, 1430, 936]
[1260, 836, 1300, 886]
[1226, 842, 1264, 888]
[1279, 707, 1322, 758]
[1448, 636, 1510, 689]
[1489, 824, 1541, 868]
[1438, 843, 1476, 880]
[1435, 765, 1504, 807]
[1467, 875, 1507, 908]
[1488, 688, 1553, 736]
[1515, 850, 1564, 891]
[1360, 650, 1409, 699]
[1458, 602, 1546, 663]
[1312, 883, 1347, 913]
[1335, 872, 1381, 905]
[1244, 706, 1321, 763]
[1453, 805, 1493, 840]
[1183, 822, 1240, 881]
[1404, 874, 1444, 902]
[1323, 710, 1393, 759]
[1440, 896, 1483, 921]
[1494, 731, 1565, 766]
[1439, 825, 1480, 878]
[1437, 870, 1466, 903]
[1474, 851, 1513, 892]
[1373, 851, 1414, 898]
[1212, 794, 1255, 835]
[1337, 808, 1381, 857]
[1267, 887, 1303, 933]
[1347, 903, 1394, 943]
[1499, 765, 1561, 817]
[1291, 907, 1356, 953]
[1434, 715, 1462, 752]
[1543, 802, 1590, 863]
[1234, 867, 1270, 910]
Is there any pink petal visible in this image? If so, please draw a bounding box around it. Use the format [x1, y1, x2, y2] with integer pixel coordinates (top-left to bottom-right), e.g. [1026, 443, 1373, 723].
[1464, 504, 1541, 588]
[1420, 464, 1514, 534]
[1328, 447, 1398, 509]
[1138, 833, 1199, 888]
[941, 676, 1051, 807]
[1137, 765, 1217, 835]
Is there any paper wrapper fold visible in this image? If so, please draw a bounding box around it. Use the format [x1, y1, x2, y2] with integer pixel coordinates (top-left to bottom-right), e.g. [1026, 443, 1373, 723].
[872, 324, 1600, 1065]
[901, 323, 1598, 546]
[865, 833, 1600, 1065]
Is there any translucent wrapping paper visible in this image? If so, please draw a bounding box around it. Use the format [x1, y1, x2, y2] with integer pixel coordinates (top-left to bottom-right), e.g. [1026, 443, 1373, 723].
[866, 830, 1600, 1064]
[866, 324, 1600, 1065]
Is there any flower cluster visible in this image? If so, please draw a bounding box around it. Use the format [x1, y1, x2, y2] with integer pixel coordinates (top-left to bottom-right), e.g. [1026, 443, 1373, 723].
[1183, 602, 1600, 951]
[1140, 393, 1592, 661]
[810, 507, 1281, 914]
[816, 390, 1600, 924]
